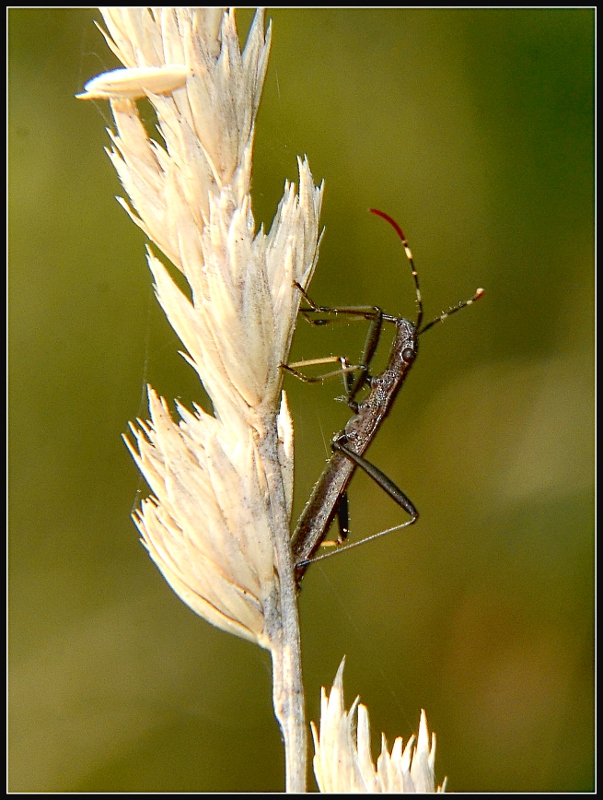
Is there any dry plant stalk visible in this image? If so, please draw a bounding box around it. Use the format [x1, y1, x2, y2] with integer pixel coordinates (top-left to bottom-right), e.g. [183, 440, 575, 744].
[79, 7, 446, 793]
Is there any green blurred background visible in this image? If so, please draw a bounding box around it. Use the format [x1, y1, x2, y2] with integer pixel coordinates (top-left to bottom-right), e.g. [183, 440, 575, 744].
[9, 8, 594, 792]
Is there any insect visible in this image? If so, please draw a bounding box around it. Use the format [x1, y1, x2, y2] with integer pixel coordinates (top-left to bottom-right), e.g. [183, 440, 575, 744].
[288, 209, 483, 584]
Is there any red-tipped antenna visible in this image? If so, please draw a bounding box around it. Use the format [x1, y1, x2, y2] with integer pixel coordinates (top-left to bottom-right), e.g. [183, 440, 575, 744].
[370, 208, 484, 334]
[370, 208, 423, 331]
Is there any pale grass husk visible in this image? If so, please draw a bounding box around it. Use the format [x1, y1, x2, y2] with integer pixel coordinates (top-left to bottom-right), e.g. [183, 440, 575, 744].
[78, 8, 321, 789]
[312, 660, 447, 793]
[81, 7, 322, 650]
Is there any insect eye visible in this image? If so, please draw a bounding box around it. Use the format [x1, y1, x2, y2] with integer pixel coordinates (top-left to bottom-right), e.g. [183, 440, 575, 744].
[402, 347, 414, 362]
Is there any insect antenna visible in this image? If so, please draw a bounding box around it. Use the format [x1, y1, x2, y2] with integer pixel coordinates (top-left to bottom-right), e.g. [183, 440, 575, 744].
[369, 207, 424, 330]
[418, 287, 484, 335]
[369, 208, 484, 335]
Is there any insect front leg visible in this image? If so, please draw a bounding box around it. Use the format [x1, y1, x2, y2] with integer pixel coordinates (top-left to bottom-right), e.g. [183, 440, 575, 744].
[282, 355, 360, 385]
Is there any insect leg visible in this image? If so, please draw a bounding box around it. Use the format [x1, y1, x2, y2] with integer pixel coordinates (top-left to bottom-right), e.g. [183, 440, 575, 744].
[293, 283, 387, 403]
[294, 443, 419, 570]
[313, 492, 350, 550]
[336, 492, 350, 543]
[331, 440, 418, 522]
[282, 356, 359, 384]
